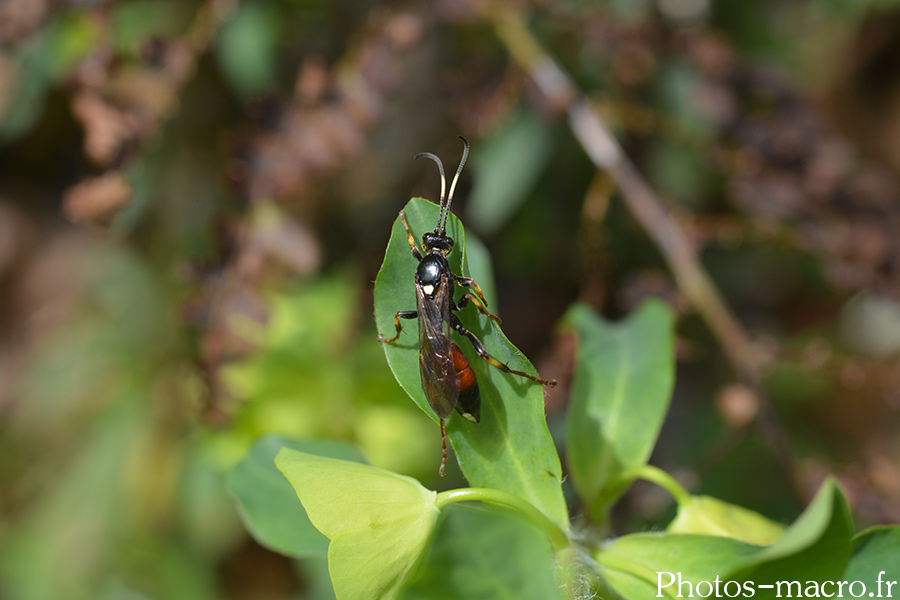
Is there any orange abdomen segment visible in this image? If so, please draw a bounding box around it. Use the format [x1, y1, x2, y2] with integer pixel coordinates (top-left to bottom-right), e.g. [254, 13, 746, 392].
[450, 343, 476, 391]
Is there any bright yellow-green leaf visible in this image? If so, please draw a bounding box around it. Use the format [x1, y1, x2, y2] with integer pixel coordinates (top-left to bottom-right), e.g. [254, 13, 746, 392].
[275, 448, 440, 600]
[668, 495, 785, 546]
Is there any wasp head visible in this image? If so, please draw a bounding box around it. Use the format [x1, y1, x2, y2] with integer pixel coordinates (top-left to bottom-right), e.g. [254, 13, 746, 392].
[423, 231, 453, 255]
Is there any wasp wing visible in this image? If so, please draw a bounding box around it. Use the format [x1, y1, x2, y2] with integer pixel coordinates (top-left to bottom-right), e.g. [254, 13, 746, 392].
[417, 274, 459, 419]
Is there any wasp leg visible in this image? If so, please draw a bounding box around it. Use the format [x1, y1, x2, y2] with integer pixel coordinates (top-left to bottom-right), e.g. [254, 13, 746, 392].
[439, 418, 448, 478]
[377, 310, 418, 343]
[454, 293, 501, 325]
[398, 211, 423, 261]
[454, 275, 488, 308]
[451, 315, 557, 387]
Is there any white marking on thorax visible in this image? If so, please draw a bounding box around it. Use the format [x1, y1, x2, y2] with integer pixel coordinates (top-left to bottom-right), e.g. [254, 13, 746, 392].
[422, 284, 435, 295]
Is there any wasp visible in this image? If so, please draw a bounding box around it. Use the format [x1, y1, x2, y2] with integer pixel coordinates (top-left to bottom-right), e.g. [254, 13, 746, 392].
[377, 136, 556, 476]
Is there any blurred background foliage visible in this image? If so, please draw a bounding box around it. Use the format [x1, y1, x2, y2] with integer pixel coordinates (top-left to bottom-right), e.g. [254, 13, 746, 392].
[1, 0, 900, 598]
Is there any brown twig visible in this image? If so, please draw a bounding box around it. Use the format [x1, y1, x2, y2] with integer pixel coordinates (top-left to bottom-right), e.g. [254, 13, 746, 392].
[480, 4, 801, 494]
[493, 9, 757, 380]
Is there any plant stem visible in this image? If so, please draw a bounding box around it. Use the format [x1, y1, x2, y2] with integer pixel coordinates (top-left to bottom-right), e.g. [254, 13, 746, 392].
[616, 464, 692, 507]
[435, 487, 569, 550]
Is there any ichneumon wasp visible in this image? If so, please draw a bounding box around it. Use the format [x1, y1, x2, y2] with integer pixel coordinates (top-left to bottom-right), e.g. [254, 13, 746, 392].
[377, 136, 557, 477]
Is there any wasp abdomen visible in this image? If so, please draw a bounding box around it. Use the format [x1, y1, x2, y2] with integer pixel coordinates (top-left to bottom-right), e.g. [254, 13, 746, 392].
[451, 343, 480, 423]
[451, 343, 475, 391]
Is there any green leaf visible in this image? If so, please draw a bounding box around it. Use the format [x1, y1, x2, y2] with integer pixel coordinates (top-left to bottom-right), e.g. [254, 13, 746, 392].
[598, 533, 761, 599]
[728, 477, 854, 593]
[216, 2, 282, 98]
[468, 111, 553, 236]
[668, 495, 785, 545]
[228, 436, 363, 558]
[563, 300, 675, 521]
[401, 505, 563, 600]
[373, 198, 568, 531]
[597, 478, 855, 600]
[842, 526, 900, 593]
[459, 229, 497, 312]
[275, 448, 440, 600]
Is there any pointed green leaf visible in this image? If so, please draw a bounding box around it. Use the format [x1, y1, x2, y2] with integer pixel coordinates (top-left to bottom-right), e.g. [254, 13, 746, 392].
[275, 448, 440, 600]
[598, 478, 855, 600]
[599, 533, 761, 599]
[401, 505, 563, 600]
[228, 436, 363, 558]
[842, 526, 900, 592]
[373, 198, 567, 531]
[668, 495, 785, 545]
[564, 300, 675, 520]
[728, 477, 854, 591]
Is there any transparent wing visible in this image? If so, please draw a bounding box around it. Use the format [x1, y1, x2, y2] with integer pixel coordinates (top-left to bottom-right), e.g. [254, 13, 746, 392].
[417, 276, 459, 419]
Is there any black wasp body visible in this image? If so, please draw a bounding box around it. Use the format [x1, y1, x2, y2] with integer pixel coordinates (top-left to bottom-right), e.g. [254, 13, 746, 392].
[378, 136, 556, 476]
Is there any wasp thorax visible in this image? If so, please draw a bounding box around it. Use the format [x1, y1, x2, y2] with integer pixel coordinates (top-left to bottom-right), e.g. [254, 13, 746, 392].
[416, 256, 444, 295]
[423, 232, 453, 254]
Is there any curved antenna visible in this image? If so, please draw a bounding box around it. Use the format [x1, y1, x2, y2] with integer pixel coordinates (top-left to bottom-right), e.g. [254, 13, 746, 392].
[441, 136, 470, 234]
[414, 152, 446, 218]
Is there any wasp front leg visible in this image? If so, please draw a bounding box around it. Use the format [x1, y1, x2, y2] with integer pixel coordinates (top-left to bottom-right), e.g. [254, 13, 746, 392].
[454, 293, 501, 325]
[377, 310, 418, 343]
[450, 314, 556, 387]
[398, 212, 423, 261]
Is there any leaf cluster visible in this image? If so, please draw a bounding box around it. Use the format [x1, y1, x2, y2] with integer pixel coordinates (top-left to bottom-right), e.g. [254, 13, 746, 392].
[230, 199, 900, 600]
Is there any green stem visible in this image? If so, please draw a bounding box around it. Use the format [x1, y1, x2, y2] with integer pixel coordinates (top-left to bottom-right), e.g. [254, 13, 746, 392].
[594, 551, 676, 599]
[435, 487, 569, 550]
[616, 464, 692, 507]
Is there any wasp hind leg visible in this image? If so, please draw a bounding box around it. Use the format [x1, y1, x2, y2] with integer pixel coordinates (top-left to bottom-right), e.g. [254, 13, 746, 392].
[451, 315, 556, 387]
[377, 310, 418, 343]
[439, 418, 448, 477]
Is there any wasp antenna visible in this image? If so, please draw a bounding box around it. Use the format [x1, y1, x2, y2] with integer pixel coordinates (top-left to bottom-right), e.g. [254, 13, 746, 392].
[441, 136, 470, 234]
[414, 152, 446, 217]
